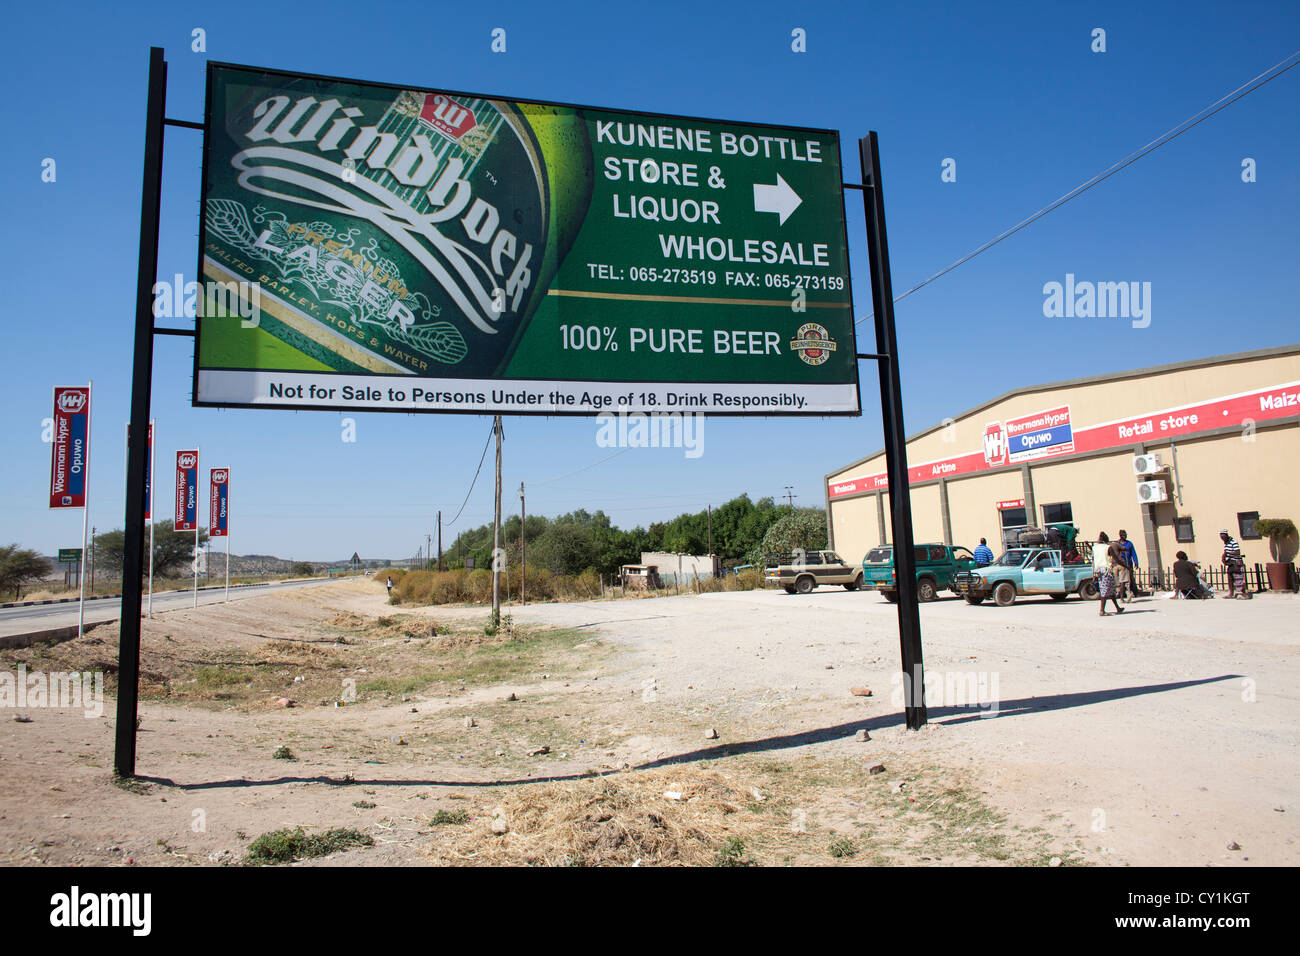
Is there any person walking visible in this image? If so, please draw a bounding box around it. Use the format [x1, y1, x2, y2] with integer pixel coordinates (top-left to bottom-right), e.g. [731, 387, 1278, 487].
[973, 538, 994, 566]
[1220, 530, 1250, 599]
[1117, 530, 1140, 602]
[386, 575, 394, 600]
[1097, 554, 1124, 615]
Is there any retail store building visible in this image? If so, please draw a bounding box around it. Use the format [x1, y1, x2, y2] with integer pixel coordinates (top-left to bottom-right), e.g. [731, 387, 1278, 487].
[825, 346, 1300, 576]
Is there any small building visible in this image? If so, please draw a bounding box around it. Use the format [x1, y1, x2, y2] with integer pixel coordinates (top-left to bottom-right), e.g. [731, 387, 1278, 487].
[640, 551, 720, 585]
[620, 564, 662, 590]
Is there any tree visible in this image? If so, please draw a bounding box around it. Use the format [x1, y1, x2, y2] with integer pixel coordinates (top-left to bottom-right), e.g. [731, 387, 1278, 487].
[291, 561, 315, 576]
[531, 520, 595, 575]
[91, 528, 126, 575]
[0, 545, 53, 599]
[752, 509, 828, 563]
[92, 522, 209, 579]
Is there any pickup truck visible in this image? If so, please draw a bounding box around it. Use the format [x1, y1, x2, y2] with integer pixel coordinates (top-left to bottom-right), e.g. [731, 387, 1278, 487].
[952, 548, 1097, 606]
[861, 543, 978, 603]
[765, 550, 863, 594]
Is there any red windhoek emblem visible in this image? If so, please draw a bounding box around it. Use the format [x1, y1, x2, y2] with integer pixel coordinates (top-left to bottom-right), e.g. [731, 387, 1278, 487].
[419, 94, 477, 141]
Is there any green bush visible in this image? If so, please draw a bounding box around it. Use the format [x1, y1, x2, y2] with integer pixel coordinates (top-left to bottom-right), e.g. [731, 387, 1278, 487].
[244, 827, 373, 865]
[1255, 518, 1296, 539]
[390, 564, 602, 606]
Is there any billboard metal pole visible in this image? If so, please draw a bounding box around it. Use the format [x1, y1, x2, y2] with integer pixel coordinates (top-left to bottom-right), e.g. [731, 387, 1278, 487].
[859, 132, 926, 730]
[116, 46, 167, 778]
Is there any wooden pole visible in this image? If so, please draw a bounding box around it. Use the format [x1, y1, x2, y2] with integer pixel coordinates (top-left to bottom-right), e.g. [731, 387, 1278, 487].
[519, 481, 526, 605]
[492, 415, 502, 625]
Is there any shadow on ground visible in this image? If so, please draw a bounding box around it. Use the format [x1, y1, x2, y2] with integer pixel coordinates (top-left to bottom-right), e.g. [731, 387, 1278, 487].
[135, 674, 1238, 792]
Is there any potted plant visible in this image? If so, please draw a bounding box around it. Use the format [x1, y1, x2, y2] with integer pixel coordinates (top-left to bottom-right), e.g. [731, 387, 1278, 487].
[1254, 518, 1298, 591]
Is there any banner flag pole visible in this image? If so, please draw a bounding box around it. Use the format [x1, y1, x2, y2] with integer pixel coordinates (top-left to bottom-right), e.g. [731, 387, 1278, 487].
[193, 445, 200, 609]
[147, 419, 155, 618]
[77, 380, 93, 639]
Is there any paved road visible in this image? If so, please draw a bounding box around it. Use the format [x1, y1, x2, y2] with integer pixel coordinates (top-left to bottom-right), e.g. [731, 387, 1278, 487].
[0, 578, 336, 638]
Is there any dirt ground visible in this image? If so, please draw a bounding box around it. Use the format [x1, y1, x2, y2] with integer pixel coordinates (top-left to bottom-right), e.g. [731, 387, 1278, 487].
[1, 577, 1295, 867]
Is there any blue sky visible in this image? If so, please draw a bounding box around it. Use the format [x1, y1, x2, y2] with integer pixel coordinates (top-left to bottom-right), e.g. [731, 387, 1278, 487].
[2, 0, 1297, 560]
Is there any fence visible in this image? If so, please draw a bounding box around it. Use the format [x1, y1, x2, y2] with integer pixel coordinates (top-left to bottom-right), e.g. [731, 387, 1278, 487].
[1130, 562, 1296, 594]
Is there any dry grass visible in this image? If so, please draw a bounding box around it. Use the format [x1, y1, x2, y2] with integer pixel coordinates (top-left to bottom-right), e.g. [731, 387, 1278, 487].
[428, 767, 769, 867]
[2, 598, 587, 711]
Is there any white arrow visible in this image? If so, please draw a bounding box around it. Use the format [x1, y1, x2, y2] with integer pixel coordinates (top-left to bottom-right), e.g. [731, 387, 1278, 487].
[753, 174, 802, 225]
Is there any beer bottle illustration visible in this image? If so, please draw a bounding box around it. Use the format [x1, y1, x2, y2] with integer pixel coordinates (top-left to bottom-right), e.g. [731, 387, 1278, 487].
[199, 67, 594, 380]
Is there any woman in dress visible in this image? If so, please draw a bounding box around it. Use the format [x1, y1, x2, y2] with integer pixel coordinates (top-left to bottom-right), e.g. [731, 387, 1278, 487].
[1096, 533, 1124, 615]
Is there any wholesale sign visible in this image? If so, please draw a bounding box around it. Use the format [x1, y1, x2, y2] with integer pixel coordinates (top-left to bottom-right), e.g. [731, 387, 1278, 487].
[49, 387, 90, 508]
[194, 62, 857, 416]
[209, 468, 229, 537]
[175, 450, 199, 531]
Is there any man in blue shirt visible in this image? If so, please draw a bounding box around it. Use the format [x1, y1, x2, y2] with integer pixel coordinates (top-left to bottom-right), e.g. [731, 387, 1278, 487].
[973, 538, 994, 566]
[1117, 529, 1140, 601]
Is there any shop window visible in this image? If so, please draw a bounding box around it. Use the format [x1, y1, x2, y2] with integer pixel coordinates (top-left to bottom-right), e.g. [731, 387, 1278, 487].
[1173, 517, 1195, 543]
[999, 507, 1028, 529]
[1041, 502, 1073, 525]
[1238, 511, 1261, 540]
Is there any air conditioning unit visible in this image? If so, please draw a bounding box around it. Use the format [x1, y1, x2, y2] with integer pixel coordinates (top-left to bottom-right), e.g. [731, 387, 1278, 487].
[1136, 480, 1169, 504]
[1133, 453, 1164, 476]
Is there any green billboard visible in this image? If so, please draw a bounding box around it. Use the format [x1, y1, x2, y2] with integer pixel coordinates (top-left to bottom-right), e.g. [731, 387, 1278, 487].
[195, 63, 858, 415]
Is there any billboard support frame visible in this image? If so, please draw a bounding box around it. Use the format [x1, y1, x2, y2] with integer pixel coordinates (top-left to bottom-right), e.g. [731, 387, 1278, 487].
[114, 51, 920, 773]
[858, 132, 926, 731]
[117, 46, 172, 778]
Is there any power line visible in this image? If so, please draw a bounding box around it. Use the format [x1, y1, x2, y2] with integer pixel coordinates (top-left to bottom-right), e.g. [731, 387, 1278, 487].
[444, 421, 496, 527]
[533, 448, 630, 486]
[870, 48, 1300, 314]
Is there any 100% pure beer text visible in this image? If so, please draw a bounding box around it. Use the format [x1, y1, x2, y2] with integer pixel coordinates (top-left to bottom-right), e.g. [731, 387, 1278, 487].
[560, 325, 783, 355]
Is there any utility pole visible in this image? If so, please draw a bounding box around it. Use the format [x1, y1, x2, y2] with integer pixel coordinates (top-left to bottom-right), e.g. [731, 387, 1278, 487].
[706, 505, 712, 556]
[519, 481, 526, 605]
[784, 486, 796, 508]
[426, 533, 432, 571]
[491, 415, 503, 625]
[437, 510, 443, 571]
[90, 526, 96, 592]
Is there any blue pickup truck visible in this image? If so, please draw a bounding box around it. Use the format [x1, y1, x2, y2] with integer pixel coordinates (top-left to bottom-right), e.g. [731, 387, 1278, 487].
[952, 547, 1097, 606]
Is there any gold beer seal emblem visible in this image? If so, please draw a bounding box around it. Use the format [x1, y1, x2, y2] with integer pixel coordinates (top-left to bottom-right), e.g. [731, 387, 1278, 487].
[790, 322, 836, 366]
